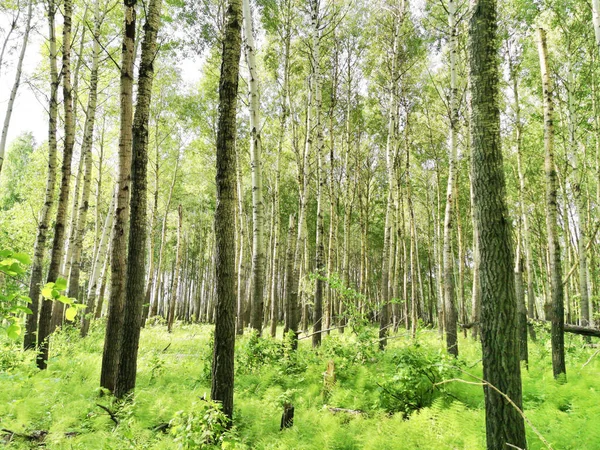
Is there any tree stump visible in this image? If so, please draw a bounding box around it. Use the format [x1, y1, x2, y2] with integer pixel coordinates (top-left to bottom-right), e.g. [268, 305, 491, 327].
[280, 403, 294, 430]
[323, 359, 336, 400]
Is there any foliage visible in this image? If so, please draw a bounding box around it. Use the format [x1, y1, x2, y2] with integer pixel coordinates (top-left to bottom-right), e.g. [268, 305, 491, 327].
[0, 250, 31, 340]
[1, 324, 600, 448]
[41, 277, 86, 322]
[376, 343, 455, 417]
[169, 399, 244, 449]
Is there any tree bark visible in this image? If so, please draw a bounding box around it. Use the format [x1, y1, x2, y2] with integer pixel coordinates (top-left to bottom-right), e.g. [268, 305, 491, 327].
[36, 0, 75, 370]
[469, 1, 527, 448]
[537, 27, 566, 380]
[443, 0, 459, 357]
[167, 205, 183, 333]
[100, 0, 136, 392]
[24, 0, 58, 350]
[0, 0, 33, 177]
[212, 0, 242, 422]
[116, 0, 162, 398]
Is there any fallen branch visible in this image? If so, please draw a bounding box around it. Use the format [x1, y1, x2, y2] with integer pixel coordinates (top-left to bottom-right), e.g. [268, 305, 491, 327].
[326, 406, 364, 415]
[96, 404, 119, 426]
[436, 366, 553, 450]
[459, 322, 479, 329]
[298, 326, 341, 340]
[1, 429, 48, 442]
[582, 349, 600, 369]
[152, 422, 170, 433]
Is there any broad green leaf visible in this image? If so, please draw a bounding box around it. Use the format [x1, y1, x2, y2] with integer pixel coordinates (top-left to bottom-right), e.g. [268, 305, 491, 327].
[58, 295, 73, 305]
[41, 283, 54, 299]
[65, 307, 77, 321]
[12, 253, 31, 265]
[6, 323, 21, 340]
[54, 277, 68, 291]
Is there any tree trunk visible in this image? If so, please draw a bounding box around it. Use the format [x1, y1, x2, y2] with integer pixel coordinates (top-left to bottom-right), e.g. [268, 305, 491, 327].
[538, 27, 566, 380]
[81, 190, 115, 337]
[242, 0, 265, 334]
[0, 0, 33, 177]
[100, 0, 136, 392]
[115, 0, 162, 398]
[283, 214, 298, 345]
[24, 0, 59, 350]
[469, 1, 527, 448]
[443, 0, 459, 357]
[150, 155, 179, 317]
[66, 0, 102, 307]
[167, 205, 183, 333]
[212, 0, 242, 422]
[37, 0, 75, 370]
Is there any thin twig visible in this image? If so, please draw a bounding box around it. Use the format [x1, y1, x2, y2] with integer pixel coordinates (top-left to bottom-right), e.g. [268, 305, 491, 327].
[96, 404, 119, 426]
[435, 371, 553, 450]
[582, 349, 600, 369]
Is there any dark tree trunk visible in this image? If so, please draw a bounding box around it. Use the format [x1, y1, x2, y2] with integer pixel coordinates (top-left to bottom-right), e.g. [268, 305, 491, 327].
[100, 0, 136, 392]
[211, 0, 242, 423]
[469, 1, 527, 449]
[115, 0, 162, 399]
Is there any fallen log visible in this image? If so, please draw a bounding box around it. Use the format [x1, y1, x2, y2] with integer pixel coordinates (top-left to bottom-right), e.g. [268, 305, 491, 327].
[529, 320, 600, 338]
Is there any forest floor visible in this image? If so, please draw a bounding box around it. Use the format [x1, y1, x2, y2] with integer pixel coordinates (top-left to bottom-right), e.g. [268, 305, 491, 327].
[0, 321, 599, 449]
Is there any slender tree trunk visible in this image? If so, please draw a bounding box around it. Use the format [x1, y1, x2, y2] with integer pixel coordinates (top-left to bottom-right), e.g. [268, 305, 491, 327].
[443, 0, 459, 357]
[242, 0, 265, 334]
[167, 205, 183, 333]
[116, 0, 162, 398]
[235, 148, 246, 334]
[81, 191, 115, 337]
[311, 0, 325, 348]
[469, 1, 527, 447]
[538, 27, 566, 380]
[24, 0, 59, 350]
[100, 0, 136, 392]
[212, 0, 242, 422]
[150, 155, 179, 317]
[0, 0, 33, 177]
[66, 1, 102, 307]
[36, 0, 75, 370]
[283, 215, 298, 343]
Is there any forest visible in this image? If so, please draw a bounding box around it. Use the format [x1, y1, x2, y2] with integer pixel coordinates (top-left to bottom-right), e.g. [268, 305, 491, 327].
[1, 0, 600, 448]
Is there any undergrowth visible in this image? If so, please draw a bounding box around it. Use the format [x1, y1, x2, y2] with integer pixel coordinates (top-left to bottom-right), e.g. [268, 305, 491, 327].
[0, 322, 599, 449]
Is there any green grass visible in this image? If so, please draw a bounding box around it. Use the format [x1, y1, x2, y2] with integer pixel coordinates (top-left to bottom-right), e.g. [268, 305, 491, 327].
[1, 321, 599, 449]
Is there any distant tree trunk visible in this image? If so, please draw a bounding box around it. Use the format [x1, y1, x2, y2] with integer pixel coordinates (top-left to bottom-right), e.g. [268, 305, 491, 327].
[537, 27, 566, 381]
[66, 0, 102, 307]
[235, 147, 246, 334]
[510, 50, 537, 328]
[24, 0, 59, 350]
[116, 0, 162, 398]
[469, 1, 527, 448]
[565, 64, 590, 329]
[167, 205, 183, 333]
[150, 155, 179, 317]
[380, 17, 401, 351]
[81, 191, 115, 337]
[36, 0, 75, 370]
[283, 215, 298, 345]
[311, 0, 325, 348]
[242, 0, 265, 334]
[100, 0, 136, 392]
[443, 0, 459, 357]
[0, 0, 33, 177]
[212, 0, 242, 422]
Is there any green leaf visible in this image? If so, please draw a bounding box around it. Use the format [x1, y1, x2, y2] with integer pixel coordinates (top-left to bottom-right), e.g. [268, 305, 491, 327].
[58, 295, 74, 305]
[6, 323, 21, 340]
[12, 253, 31, 265]
[54, 277, 68, 291]
[65, 307, 77, 321]
[41, 284, 54, 299]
